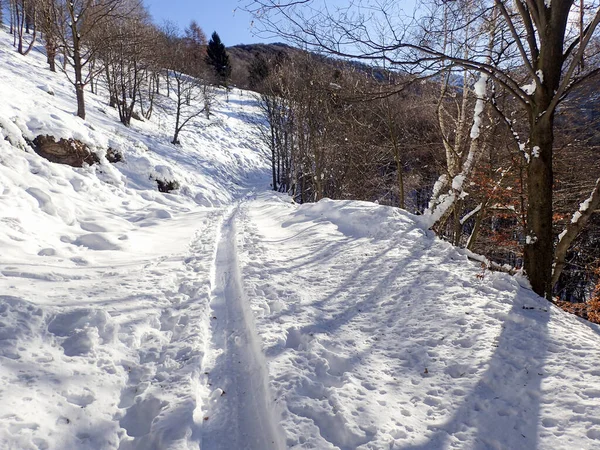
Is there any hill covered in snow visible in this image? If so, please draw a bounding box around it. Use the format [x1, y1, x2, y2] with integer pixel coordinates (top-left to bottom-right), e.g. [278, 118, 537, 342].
[2, 26, 600, 450]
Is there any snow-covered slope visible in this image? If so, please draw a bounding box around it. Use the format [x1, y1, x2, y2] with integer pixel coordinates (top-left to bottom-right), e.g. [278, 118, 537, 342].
[2, 26, 600, 450]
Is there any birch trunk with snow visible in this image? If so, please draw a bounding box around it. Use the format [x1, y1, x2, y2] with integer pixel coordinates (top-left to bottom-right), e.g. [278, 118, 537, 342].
[423, 73, 488, 231]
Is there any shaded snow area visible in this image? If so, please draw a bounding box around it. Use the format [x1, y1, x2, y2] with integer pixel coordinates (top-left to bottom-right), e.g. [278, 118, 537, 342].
[2, 28, 600, 450]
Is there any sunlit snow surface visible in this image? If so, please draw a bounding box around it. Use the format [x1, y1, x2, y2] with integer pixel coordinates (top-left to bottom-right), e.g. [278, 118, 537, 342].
[2, 26, 600, 450]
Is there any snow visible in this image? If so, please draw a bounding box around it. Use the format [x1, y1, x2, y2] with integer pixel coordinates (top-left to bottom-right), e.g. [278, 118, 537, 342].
[2, 26, 600, 450]
[452, 174, 466, 191]
[558, 229, 568, 241]
[526, 235, 538, 244]
[522, 81, 536, 95]
[239, 195, 600, 449]
[469, 73, 487, 140]
[460, 203, 482, 225]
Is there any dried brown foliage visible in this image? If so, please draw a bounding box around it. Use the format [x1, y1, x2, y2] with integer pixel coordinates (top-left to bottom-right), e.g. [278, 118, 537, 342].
[556, 266, 600, 324]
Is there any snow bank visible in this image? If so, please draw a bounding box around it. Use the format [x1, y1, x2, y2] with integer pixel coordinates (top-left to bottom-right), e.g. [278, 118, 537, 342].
[238, 193, 600, 450]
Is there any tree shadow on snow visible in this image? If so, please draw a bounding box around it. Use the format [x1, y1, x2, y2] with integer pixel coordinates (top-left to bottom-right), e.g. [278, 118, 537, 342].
[397, 292, 550, 450]
[256, 215, 552, 450]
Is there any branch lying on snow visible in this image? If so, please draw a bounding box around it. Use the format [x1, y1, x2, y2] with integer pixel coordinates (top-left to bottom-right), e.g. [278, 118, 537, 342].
[552, 177, 600, 289]
[457, 248, 520, 275]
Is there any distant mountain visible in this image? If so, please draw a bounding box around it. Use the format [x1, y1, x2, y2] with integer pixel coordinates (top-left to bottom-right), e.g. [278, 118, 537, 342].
[227, 42, 297, 89]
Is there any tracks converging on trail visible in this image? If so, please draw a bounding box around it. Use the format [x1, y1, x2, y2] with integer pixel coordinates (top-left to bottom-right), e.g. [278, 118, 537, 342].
[109, 203, 284, 450]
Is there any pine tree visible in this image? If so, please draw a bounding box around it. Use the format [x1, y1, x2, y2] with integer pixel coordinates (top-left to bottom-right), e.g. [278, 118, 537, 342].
[205, 31, 231, 88]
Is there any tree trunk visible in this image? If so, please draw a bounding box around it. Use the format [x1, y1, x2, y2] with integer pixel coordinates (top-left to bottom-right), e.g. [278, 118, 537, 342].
[71, 14, 86, 120]
[75, 83, 86, 120]
[16, 1, 24, 54]
[552, 177, 600, 289]
[172, 79, 182, 144]
[47, 40, 56, 72]
[270, 121, 277, 190]
[524, 117, 554, 299]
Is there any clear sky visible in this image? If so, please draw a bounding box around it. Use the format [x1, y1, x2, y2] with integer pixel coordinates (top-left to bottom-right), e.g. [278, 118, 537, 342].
[144, 0, 270, 46]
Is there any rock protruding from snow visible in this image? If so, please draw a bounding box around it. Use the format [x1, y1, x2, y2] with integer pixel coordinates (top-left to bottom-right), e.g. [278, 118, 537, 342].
[31, 135, 100, 167]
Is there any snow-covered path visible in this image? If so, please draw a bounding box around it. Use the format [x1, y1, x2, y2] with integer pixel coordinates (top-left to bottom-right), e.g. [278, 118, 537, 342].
[234, 194, 600, 450]
[200, 204, 285, 450]
[4, 193, 600, 450]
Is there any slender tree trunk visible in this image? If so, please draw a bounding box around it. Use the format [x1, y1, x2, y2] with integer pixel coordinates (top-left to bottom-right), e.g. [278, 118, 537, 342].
[270, 120, 277, 190]
[172, 78, 182, 144]
[89, 60, 95, 94]
[16, 1, 23, 54]
[552, 177, 600, 289]
[106, 65, 117, 108]
[70, 8, 86, 120]
[47, 40, 56, 72]
[466, 203, 485, 250]
[21, 23, 36, 55]
[74, 46, 86, 119]
[75, 83, 86, 120]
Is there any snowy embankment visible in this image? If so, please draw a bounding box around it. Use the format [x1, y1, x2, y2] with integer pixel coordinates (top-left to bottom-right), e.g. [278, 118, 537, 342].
[237, 195, 600, 449]
[2, 26, 600, 450]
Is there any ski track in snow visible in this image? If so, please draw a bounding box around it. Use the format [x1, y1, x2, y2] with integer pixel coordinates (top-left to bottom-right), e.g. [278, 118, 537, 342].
[200, 204, 285, 450]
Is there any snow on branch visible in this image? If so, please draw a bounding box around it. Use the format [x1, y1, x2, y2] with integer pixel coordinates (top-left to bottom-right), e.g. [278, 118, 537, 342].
[552, 177, 600, 288]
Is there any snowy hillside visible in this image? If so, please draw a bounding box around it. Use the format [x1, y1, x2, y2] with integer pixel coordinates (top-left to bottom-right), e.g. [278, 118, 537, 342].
[2, 26, 600, 450]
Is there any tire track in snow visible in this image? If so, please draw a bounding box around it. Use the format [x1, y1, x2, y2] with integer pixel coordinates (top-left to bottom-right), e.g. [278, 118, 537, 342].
[200, 205, 285, 450]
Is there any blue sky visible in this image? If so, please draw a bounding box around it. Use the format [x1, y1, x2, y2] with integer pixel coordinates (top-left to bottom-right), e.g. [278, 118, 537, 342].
[145, 0, 269, 46]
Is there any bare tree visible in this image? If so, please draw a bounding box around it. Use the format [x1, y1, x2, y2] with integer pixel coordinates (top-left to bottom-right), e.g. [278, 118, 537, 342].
[101, 2, 152, 126]
[51, 0, 130, 119]
[9, 0, 37, 55]
[37, 0, 60, 71]
[160, 24, 214, 145]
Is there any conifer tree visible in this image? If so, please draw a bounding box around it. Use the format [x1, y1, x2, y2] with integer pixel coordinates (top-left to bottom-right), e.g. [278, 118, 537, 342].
[205, 31, 231, 88]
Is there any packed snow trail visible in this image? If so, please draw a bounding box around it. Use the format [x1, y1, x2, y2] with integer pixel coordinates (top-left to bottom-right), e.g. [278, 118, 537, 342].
[200, 205, 285, 450]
